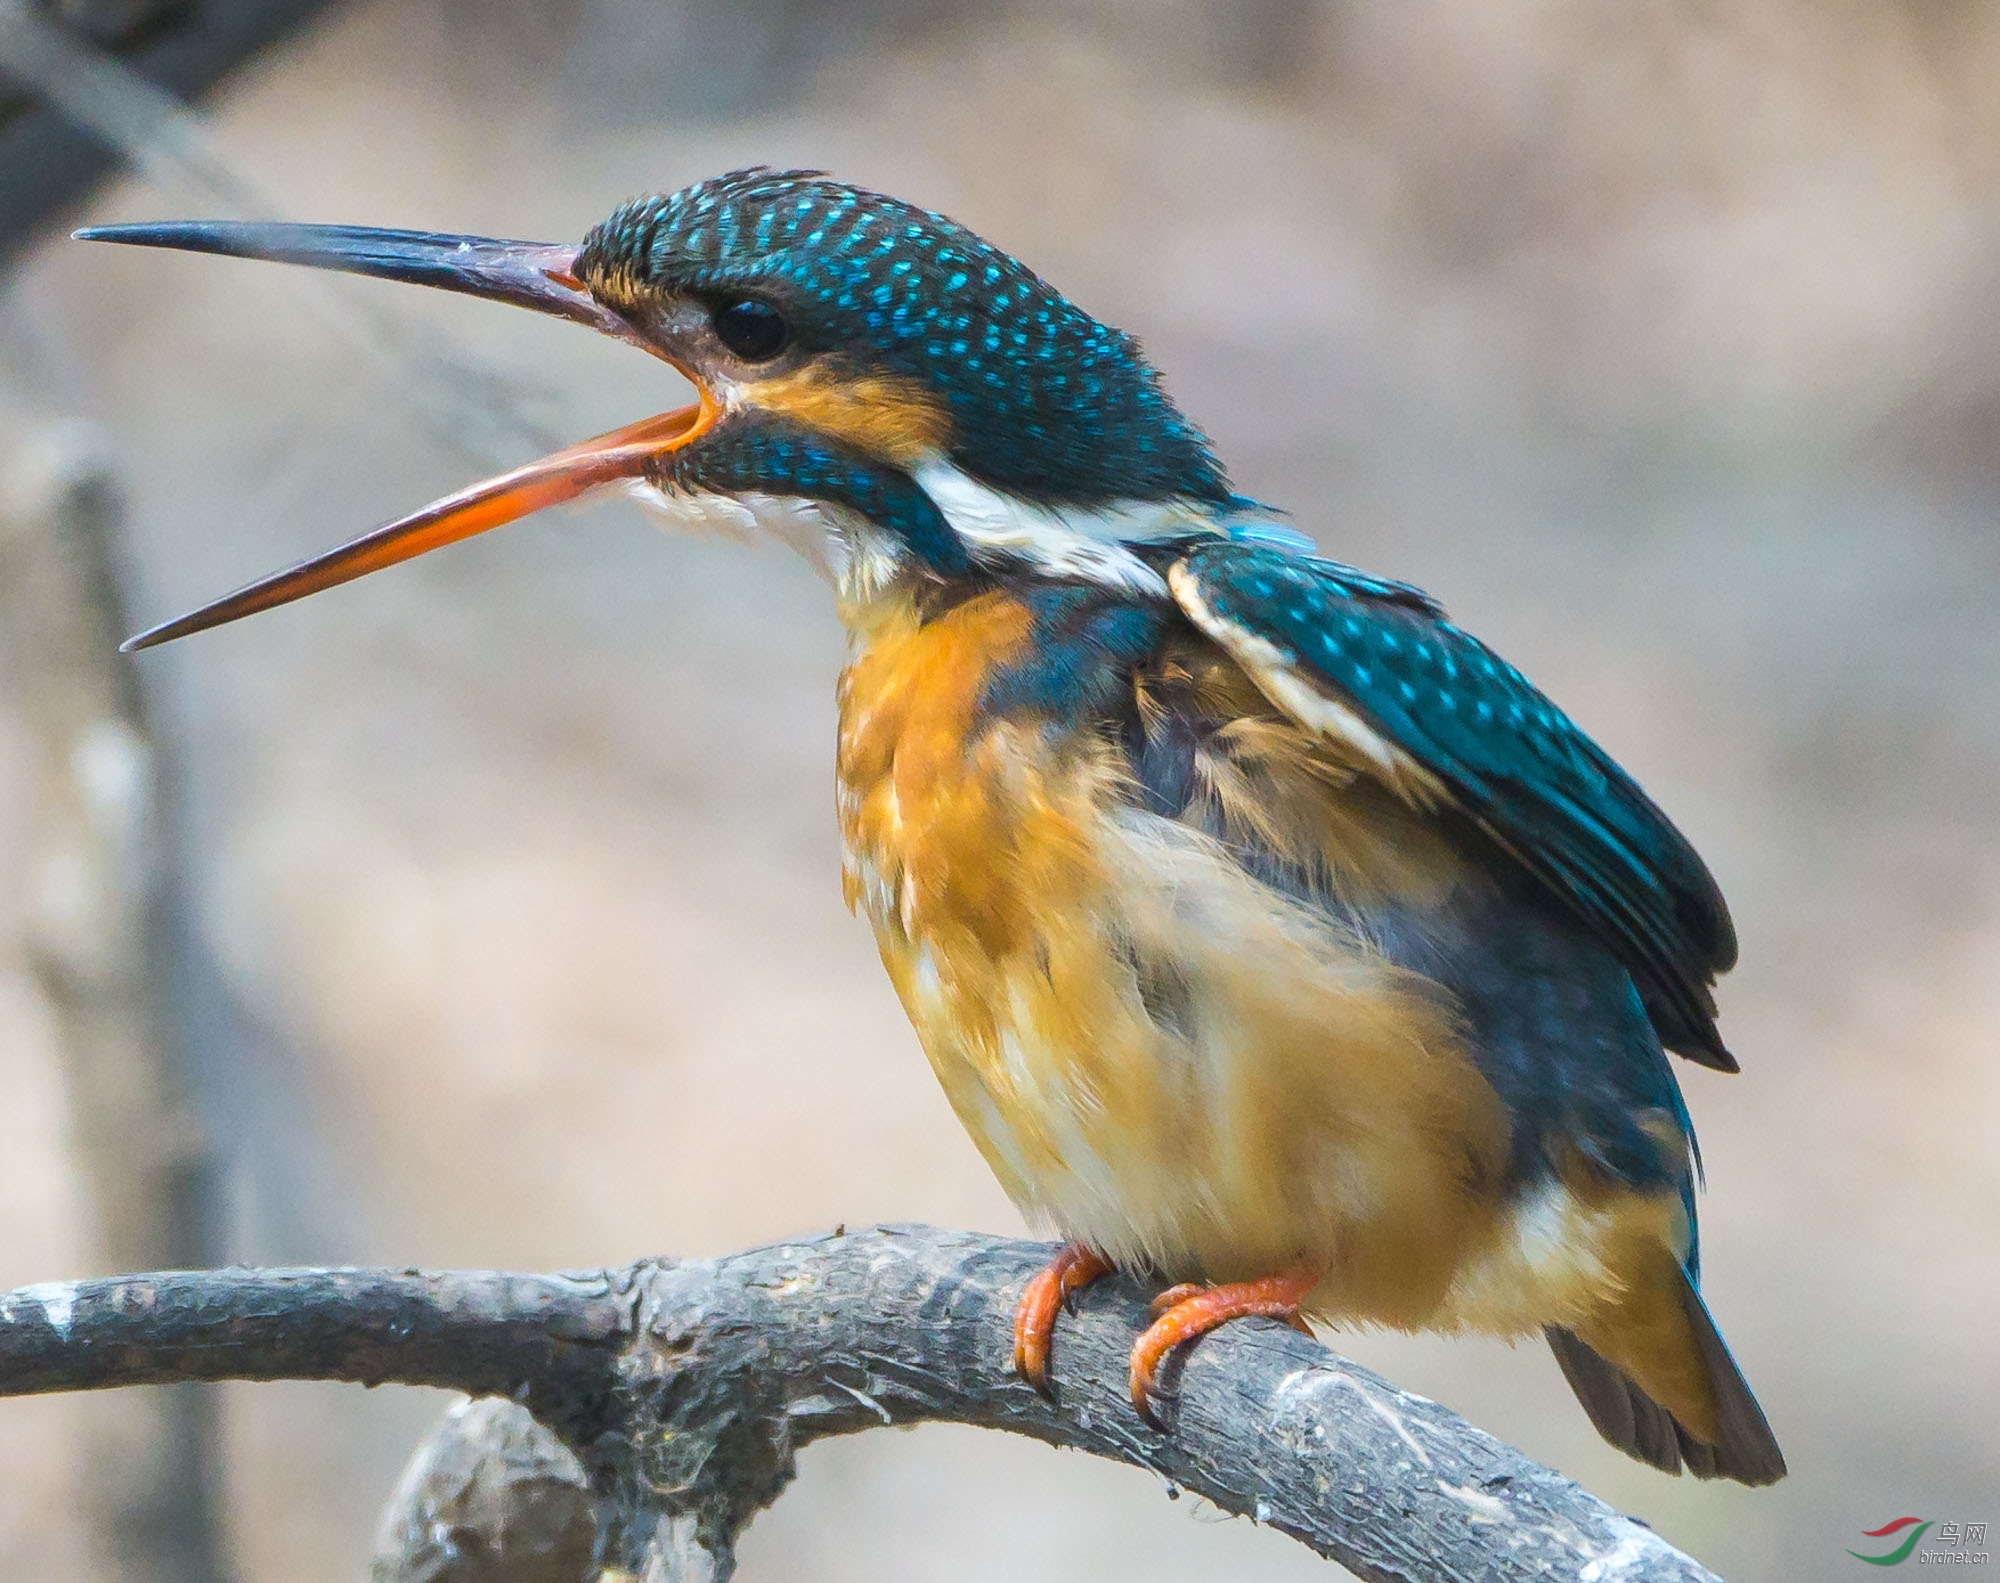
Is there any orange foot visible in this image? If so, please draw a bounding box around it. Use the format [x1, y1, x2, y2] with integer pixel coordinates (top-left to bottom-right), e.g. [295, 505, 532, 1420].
[1013, 1243, 1115, 1395]
[1130, 1270, 1319, 1428]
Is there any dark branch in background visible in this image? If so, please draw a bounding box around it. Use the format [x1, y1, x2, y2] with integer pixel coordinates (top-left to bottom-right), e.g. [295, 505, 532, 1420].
[1, 10, 571, 466]
[0, 0, 339, 256]
[0, 1225, 1723, 1583]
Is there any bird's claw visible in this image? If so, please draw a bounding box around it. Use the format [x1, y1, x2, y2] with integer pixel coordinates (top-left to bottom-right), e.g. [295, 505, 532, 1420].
[1133, 1378, 1181, 1432]
[1127, 1269, 1320, 1426]
[1012, 1244, 1114, 1396]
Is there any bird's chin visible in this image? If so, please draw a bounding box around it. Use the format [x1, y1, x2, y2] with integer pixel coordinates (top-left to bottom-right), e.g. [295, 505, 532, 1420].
[622, 480, 911, 612]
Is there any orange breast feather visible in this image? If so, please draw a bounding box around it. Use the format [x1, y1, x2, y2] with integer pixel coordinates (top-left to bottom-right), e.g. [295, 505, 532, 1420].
[836, 592, 1520, 1324]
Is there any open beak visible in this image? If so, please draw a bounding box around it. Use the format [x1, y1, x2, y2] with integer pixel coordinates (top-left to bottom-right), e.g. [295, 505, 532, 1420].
[73, 221, 715, 651]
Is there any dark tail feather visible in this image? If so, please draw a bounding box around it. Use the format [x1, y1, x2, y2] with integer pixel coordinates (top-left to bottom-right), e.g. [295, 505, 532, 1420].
[1546, 1273, 1785, 1486]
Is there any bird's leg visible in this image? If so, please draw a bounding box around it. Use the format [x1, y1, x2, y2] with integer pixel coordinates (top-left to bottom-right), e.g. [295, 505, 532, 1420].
[1013, 1243, 1115, 1395]
[1130, 1269, 1319, 1428]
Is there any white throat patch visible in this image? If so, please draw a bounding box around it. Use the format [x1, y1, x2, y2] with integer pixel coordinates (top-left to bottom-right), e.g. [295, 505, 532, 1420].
[624, 480, 907, 609]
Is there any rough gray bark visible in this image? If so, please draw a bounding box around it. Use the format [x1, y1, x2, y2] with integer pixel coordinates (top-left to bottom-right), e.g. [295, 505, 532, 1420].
[0, 403, 231, 1581]
[0, 1224, 1722, 1583]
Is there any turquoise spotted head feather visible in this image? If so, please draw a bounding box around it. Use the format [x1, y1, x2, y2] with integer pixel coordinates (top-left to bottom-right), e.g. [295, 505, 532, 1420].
[576, 168, 1235, 512]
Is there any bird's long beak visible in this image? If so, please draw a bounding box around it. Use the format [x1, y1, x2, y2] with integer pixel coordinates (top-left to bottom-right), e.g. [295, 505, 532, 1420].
[74, 221, 715, 651]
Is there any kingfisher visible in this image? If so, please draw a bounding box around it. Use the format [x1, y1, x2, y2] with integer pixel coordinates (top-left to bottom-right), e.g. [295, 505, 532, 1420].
[81, 167, 1783, 1484]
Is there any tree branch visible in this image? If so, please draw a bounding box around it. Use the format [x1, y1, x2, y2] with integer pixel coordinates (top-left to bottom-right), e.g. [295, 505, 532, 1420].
[0, 1225, 1721, 1583]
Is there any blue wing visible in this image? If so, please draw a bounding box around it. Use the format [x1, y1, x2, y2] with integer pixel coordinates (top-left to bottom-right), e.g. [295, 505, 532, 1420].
[1170, 540, 1738, 1071]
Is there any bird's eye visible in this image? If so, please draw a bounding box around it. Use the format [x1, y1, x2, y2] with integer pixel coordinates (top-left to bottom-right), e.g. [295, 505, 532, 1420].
[711, 296, 789, 361]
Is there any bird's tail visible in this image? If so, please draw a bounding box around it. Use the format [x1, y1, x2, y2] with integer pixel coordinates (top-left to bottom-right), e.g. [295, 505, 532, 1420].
[1546, 1261, 1785, 1485]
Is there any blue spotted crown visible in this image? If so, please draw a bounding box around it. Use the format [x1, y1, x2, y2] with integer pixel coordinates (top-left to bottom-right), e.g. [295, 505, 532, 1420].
[578, 168, 1235, 510]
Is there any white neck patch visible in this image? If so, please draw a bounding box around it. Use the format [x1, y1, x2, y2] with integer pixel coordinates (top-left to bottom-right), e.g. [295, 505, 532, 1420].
[912, 459, 1222, 598]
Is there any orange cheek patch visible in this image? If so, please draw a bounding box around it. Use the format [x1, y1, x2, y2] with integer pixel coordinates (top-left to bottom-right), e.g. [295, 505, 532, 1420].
[747, 368, 954, 468]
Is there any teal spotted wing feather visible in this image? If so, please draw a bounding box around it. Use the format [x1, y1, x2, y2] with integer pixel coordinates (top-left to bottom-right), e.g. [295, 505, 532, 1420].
[1171, 541, 1738, 1071]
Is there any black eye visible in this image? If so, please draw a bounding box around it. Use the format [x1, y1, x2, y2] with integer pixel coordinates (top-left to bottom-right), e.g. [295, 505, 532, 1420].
[711, 296, 789, 361]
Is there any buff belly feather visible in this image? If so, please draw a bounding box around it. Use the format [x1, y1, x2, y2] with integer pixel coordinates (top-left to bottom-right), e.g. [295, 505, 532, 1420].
[835, 591, 1685, 1345]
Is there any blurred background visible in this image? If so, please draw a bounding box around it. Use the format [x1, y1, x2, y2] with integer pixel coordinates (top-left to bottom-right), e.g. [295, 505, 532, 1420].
[1, 1, 1997, 1578]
